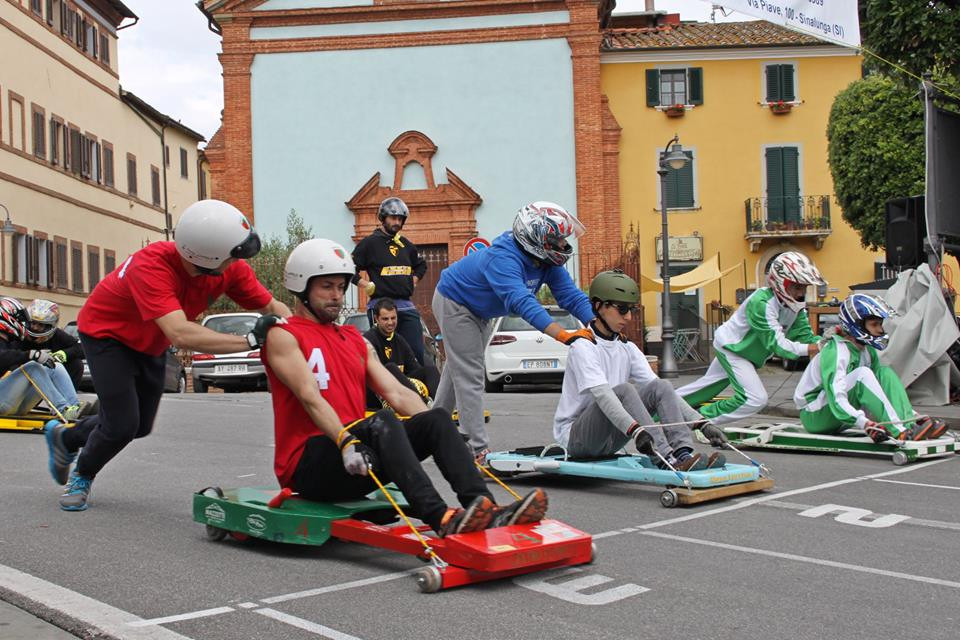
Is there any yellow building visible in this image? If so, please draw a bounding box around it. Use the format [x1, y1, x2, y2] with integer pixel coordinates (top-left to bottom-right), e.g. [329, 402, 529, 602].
[1, 0, 206, 322]
[601, 17, 880, 339]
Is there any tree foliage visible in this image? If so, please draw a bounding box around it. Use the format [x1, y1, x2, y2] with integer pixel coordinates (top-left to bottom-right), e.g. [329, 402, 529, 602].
[207, 209, 313, 314]
[826, 1, 960, 250]
[827, 75, 924, 250]
[860, 0, 960, 87]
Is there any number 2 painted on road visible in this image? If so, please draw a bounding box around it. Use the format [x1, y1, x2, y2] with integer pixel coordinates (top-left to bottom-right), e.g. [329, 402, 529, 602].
[306, 348, 331, 389]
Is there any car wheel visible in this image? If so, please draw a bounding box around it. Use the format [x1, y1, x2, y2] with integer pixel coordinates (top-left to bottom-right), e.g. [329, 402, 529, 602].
[177, 372, 187, 394]
[194, 379, 208, 393]
[484, 377, 503, 393]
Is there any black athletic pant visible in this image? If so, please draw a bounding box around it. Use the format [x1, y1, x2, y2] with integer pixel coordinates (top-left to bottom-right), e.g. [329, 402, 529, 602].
[291, 408, 492, 531]
[63, 357, 83, 389]
[365, 363, 441, 410]
[62, 334, 166, 478]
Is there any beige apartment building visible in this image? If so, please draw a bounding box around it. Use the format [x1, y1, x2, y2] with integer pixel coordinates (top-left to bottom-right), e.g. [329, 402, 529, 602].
[0, 0, 206, 322]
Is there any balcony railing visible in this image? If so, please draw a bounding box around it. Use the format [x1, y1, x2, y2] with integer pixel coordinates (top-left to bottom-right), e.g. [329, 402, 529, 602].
[744, 195, 832, 251]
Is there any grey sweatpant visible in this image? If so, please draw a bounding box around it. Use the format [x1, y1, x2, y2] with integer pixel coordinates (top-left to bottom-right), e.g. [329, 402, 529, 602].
[567, 379, 700, 459]
[432, 290, 494, 452]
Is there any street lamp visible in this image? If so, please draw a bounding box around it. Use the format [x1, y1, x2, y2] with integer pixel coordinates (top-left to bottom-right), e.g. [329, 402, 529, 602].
[0, 203, 14, 285]
[657, 134, 689, 378]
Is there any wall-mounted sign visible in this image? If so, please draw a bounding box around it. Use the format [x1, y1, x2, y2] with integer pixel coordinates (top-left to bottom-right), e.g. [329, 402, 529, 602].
[463, 237, 491, 256]
[655, 235, 703, 262]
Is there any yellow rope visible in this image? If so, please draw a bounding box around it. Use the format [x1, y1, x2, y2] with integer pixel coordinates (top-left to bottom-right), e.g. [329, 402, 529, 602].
[859, 46, 960, 102]
[367, 468, 447, 569]
[475, 461, 522, 501]
[20, 366, 68, 423]
[335, 418, 364, 447]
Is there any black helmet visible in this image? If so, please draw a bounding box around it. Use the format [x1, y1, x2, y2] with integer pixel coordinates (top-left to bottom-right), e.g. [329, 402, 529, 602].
[377, 197, 409, 222]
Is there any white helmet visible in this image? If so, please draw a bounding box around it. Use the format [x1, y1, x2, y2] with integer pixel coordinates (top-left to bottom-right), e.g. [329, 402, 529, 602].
[512, 201, 585, 266]
[766, 251, 826, 312]
[284, 238, 355, 297]
[25, 299, 59, 341]
[174, 199, 261, 272]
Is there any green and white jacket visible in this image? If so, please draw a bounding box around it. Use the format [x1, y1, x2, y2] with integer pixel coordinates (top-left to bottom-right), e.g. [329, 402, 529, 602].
[714, 287, 817, 368]
[793, 335, 878, 428]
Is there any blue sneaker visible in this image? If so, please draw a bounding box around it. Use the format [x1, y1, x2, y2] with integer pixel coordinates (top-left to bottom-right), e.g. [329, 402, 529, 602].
[44, 420, 76, 485]
[60, 471, 92, 511]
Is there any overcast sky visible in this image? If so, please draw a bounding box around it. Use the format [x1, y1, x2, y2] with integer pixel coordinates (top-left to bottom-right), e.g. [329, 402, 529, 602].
[116, 1, 752, 143]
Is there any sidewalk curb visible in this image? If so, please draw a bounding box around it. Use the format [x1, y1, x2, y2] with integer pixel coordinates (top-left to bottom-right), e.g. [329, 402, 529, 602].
[0, 587, 89, 639]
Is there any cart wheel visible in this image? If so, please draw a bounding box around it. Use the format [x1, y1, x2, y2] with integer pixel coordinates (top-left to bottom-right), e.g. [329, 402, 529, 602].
[205, 525, 228, 541]
[588, 542, 598, 564]
[891, 451, 909, 466]
[659, 489, 679, 508]
[415, 566, 443, 593]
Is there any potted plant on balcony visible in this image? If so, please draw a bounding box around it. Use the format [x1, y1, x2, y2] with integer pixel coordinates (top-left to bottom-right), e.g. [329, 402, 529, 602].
[665, 103, 685, 117]
[750, 220, 763, 232]
[769, 100, 792, 115]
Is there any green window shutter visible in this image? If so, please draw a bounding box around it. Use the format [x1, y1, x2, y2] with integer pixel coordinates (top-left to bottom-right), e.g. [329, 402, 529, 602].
[781, 147, 800, 222]
[765, 147, 785, 222]
[646, 69, 661, 107]
[765, 64, 781, 102]
[780, 64, 796, 101]
[663, 151, 695, 209]
[688, 67, 703, 105]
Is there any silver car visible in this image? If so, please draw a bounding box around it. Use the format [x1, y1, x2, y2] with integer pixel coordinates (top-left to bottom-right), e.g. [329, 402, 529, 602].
[191, 313, 267, 392]
[483, 307, 583, 392]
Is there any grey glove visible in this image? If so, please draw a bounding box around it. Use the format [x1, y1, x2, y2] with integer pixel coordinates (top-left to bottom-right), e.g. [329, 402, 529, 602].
[341, 441, 376, 476]
[29, 350, 56, 369]
[699, 422, 728, 447]
[246, 314, 286, 349]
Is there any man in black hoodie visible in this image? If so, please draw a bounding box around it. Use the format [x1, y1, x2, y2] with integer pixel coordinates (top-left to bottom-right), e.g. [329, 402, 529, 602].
[352, 197, 428, 365]
[363, 298, 440, 409]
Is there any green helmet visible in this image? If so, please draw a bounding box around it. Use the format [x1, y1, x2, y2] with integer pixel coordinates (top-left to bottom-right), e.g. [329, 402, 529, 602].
[589, 269, 639, 304]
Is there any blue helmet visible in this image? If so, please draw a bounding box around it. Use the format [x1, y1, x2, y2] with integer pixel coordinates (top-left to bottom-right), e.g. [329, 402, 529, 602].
[839, 294, 894, 350]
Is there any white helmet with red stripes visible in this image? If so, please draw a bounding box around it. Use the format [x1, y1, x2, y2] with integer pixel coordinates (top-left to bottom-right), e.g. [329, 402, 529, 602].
[766, 251, 825, 312]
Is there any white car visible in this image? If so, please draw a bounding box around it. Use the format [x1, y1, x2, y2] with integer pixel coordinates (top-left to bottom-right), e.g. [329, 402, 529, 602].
[191, 312, 267, 392]
[483, 307, 583, 392]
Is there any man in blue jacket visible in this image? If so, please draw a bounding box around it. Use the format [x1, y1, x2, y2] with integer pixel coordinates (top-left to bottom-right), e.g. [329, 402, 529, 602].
[432, 202, 595, 462]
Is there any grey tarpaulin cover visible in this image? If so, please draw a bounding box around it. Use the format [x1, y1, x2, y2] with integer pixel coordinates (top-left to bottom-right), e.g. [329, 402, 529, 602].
[880, 264, 960, 405]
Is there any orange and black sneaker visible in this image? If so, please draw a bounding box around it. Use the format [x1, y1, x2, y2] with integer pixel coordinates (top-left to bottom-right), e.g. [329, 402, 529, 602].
[488, 489, 548, 528]
[438, 495, 495, 537]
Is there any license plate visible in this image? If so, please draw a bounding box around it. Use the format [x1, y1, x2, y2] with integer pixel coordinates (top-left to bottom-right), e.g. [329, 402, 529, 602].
[522, 359, 558, 369]
[214, 364, 248, 374]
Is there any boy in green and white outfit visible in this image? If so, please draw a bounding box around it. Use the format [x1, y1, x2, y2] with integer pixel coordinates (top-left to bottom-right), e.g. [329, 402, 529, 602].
[678, 252, 824, 424]
[793, 293, 947, 442]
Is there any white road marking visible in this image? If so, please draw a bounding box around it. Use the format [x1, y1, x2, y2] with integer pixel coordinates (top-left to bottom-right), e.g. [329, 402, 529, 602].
[760, 500, 960, 531]
[514, 567, 649, 604]
[260, 570, 415, 604]
[797, 504, 910, 528]
[0, 563, 194, 639]
[256, 608, 364, 639]
[236, 474, 257, 478]
[128, 607, 236, 627]
[872, 478, 960, 491]
[638, 530, 960, 589]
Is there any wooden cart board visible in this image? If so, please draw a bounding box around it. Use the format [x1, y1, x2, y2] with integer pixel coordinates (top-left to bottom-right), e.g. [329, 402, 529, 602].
[486, 447, 772, 508]
[723, 422, 958, 466]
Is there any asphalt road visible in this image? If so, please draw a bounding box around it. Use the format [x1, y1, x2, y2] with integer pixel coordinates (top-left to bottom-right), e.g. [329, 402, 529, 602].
[1, 388, 958, 640]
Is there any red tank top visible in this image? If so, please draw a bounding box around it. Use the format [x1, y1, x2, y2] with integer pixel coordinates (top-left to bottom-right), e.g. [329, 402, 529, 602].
[262, 316, 367, 486]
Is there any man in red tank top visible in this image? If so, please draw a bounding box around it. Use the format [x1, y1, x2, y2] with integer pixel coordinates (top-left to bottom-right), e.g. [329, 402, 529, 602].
[261, 238, 549, 536]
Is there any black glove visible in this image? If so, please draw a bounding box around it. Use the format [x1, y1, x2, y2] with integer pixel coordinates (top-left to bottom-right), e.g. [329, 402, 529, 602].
[246, 314, 286, 348]
[29, 350, 57, 369]
[698, 422, 728, 447]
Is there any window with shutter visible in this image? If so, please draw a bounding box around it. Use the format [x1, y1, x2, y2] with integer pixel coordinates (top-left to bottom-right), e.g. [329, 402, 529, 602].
[765, 146, 800, 222]
[54, 239, 68, 289]
[49, 118, 60, 164]
[765, 64, 796, 103]
[660, 150, 695, 209]
[32, 106, 46, 159]
[71, 243, 84, 292]
[70, 128, 82, 175]
[127, 154, 137, 196]
[100, 33, 110, 65]
[180, 148, 189, 178]
[103, 143, 114, 187]
[88, 247, 100, 290]
[104, 250, 116, 275]
[151, 166, 161, 206]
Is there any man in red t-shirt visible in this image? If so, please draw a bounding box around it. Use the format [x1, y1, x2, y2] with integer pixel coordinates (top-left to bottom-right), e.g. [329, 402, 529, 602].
[46, 200, 291, 511]
[262, 238, 548, 537]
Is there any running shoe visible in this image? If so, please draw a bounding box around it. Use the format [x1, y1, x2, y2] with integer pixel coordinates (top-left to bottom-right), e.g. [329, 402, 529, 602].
[675, 452, 705, 472]
[59, 470, 93, 511]
[44, 420, 76, 485]
[705, 452, 726, 469]
[437, 495, 495, 537]
[473, 447, 491, 466]
[488, 489, 548, 528]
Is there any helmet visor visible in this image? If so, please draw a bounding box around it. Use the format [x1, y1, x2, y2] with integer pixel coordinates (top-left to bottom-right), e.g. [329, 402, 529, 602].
[230, 230, 262, 260]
